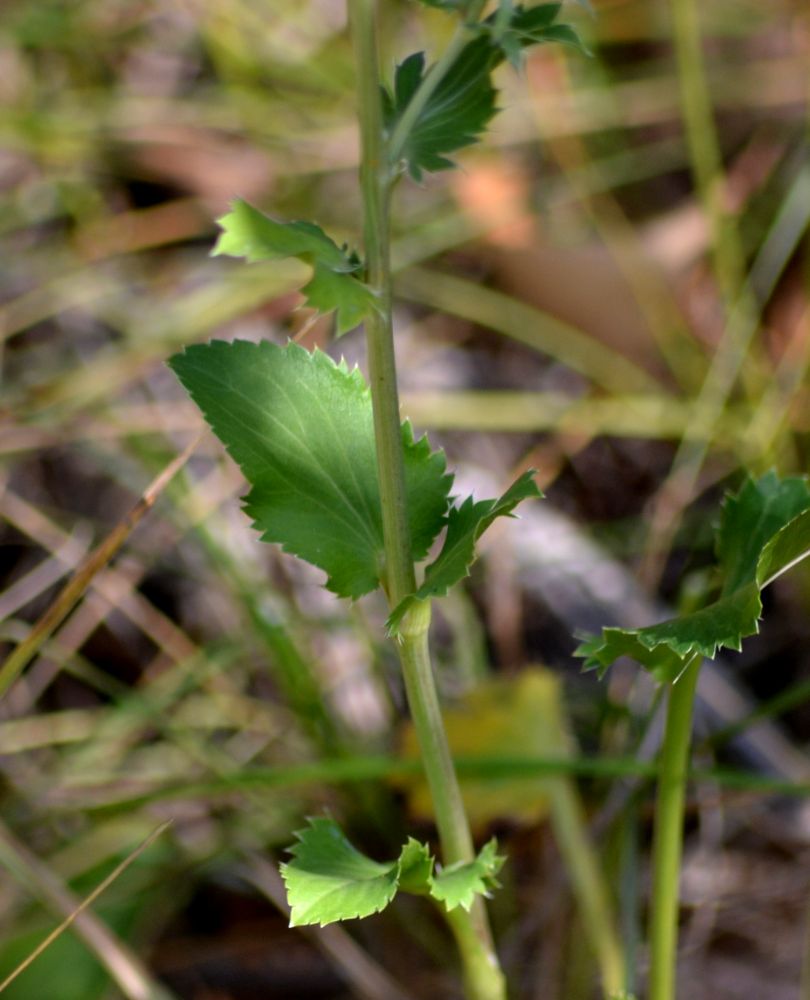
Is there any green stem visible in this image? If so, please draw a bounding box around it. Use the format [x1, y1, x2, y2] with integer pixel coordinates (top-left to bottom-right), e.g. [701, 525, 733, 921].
[350, 4, 505, 998]
[399, 602, 475, 862]
[649, 655, 702, 1000]
[352, 0, 414, 607]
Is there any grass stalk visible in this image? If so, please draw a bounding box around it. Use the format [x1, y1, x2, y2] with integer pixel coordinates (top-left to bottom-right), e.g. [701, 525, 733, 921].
[350, 2, 505, 997]
[547, 779, 625, 997]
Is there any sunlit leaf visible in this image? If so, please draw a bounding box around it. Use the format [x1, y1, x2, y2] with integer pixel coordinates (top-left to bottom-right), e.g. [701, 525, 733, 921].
[281, 818, 400, 926]
[170, 340, 452, 599]
[212, 199, 377, 336]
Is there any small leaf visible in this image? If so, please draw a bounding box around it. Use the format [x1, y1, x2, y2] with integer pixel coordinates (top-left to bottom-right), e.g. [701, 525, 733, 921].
[387, 471, 540, 633]
[213, 199, 377, 336]
[575, 585, 762, 684]
[575, 629, 692, 685]
[384, 44, 499, 180]
[384, 5, 582, 180]
[281, 818, 400, 926]
[431, 839, 504, 912]
[757, 508, 810, 587]
[575, 473, 810, 682]
[717, 471, 810, 594]
[396, 838, 435, 895]
[303, 263, 379, 337]
[169, 340, 452, 599]
[213, 201, 350, 269]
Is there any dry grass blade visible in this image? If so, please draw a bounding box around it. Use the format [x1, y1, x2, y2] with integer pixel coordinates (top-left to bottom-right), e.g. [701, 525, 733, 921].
[0, 435, 203, 699]
[0, 820, 175, 1000]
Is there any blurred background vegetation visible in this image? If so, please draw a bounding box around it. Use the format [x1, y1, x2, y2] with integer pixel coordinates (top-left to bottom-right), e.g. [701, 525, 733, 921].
[1, 1, 809, 997]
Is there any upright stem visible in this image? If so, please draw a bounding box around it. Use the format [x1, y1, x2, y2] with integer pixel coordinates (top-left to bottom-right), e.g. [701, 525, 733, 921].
[350, 3, 505, 998]
[648, 655, 702, 1000]
[352, 0, 414, 608]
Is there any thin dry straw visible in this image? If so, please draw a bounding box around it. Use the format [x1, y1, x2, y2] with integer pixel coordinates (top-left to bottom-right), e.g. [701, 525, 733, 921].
[0, 433, 203, 699]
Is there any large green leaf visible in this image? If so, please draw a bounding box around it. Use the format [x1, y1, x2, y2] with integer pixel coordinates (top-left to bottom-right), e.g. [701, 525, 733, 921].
[212, 199, 377, 336]
[576, 473, 810, 683]
[169, 340, 452, 599]
[384, 5, 581, 180]
[387, 471, 540, 633]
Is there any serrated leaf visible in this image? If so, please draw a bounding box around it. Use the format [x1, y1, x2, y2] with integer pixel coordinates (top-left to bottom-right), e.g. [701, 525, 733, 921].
[575, 630, 691, 684]
[430, 839, 504, 912]
[303, 263, 378, 336]
[212, 199, 377, 336]
[575, 473, 810, 682]
[387, 471, 540, 633]
[281, 818, 400, 926]
[757, 508, 810, 587]
[169, 340, 452, 599]
[384, 5, 581, 180]
[384, 45, 498, 180]
[396, 838, 435, 895]
[575, 585, 762, 683]
[717, 471, 810, 594]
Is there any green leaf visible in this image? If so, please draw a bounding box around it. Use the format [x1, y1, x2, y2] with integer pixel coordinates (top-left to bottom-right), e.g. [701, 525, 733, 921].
[576, 585, 762, 684]
[212, 199, 377, 336]
[281, 818, 401, 926]
[757, 508, 810, 587]
[302, 263, 379, 337]
[575, 473, 810, 682]
[717, 471, 810, 594]
[396, 838, 435, 895]
[169, 340, 452, 599]
[384, 5, 581, 180]
[387, 471, 540, 633]
[281, 821, 505, 925]
[575, 630, 688, 684]
[384, 46, 497, 180]
[431, 839, 504, 912]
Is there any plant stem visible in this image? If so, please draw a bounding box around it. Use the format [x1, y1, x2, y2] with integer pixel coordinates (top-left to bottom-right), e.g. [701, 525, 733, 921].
[648, 654, 702, 1000]
[399, 602, 475, 863]
[352, 0, 414, 608]
[350, 3, 505, 998]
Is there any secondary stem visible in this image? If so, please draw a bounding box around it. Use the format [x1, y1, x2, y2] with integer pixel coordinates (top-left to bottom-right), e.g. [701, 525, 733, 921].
[648, 654, 702, 1000]
[350, 3, 505, 998]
